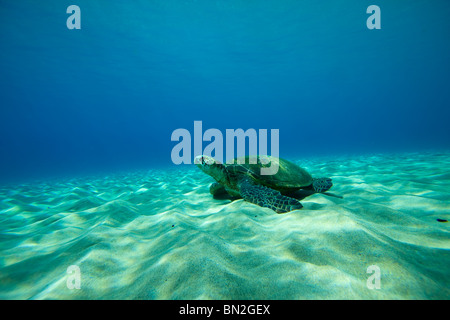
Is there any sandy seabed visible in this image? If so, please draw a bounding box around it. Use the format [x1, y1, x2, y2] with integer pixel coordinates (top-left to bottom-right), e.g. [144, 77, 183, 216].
[0, 152, 449, 299]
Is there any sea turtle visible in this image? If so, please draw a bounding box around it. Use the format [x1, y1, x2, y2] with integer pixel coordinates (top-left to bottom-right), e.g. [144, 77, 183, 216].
[194, 155, 333, 213]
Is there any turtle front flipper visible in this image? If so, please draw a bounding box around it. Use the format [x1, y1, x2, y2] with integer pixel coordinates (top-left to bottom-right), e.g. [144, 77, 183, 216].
[238, 178, 303, 213]
[209, 182, 227, 196]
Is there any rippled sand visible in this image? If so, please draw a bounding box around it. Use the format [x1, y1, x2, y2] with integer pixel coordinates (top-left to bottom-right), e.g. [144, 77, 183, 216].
[0, 152, 449, 299]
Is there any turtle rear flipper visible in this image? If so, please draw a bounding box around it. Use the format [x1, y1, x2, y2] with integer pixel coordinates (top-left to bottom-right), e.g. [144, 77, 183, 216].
[238, 178, 303, 213]
[312, 177, 333, 193]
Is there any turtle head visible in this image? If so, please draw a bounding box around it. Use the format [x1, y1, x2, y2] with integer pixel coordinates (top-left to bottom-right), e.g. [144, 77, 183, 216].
[194, 155, 225, 182]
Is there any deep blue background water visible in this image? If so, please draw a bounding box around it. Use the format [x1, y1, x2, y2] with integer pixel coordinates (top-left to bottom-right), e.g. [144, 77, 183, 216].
[1, 0, 449, 182]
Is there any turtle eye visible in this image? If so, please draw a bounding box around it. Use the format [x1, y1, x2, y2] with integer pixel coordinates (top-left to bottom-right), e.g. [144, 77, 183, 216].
[195, 155, 214, 166]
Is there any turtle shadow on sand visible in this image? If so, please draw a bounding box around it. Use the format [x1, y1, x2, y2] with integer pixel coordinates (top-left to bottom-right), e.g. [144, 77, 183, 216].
[213, 189, 343, 202]
[290, 189, 344, 200]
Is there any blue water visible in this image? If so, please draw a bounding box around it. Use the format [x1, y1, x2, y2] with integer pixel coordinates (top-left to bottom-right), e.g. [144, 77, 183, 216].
[1, 0, 449, 183]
